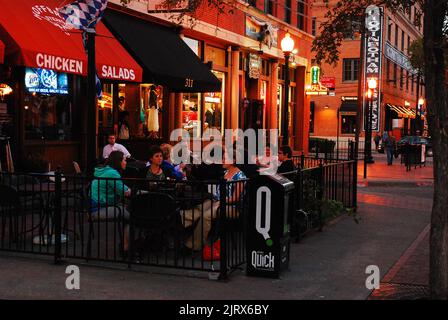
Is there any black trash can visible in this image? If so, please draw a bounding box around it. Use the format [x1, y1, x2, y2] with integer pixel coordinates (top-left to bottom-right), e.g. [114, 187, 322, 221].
[246, 174, 295, 278]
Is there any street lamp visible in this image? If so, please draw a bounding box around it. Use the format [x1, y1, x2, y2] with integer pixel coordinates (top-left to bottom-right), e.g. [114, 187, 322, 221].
[280, 32, 295, 146]
[416, 97, 425, 135]
[363, 77, 377, 178]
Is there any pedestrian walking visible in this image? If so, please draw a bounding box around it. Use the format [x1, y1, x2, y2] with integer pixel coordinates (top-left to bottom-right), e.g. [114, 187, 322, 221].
[374, 133, 381, 150]
[383, 131, 396, 165]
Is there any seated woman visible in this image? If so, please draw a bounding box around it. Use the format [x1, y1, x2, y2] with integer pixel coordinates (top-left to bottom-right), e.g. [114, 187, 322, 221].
[90, 150, 131, 251]
[146, 145, 166, 181]
[160, 143, 186, 181]
[182, 148, 247, 252]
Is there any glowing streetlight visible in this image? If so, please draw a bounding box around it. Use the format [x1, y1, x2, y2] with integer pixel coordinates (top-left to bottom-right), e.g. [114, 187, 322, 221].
[367, 78, 378, 90]
[281, 32, 295, 54]
[280, 32, 296, 146]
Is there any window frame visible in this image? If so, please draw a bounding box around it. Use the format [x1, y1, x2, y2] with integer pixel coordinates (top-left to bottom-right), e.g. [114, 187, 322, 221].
[342, 58, 360, 82]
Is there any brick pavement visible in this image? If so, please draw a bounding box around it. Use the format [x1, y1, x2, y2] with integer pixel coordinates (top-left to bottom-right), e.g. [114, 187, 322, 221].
[358, 153, 433, 186]
[368, 225, 430, 299]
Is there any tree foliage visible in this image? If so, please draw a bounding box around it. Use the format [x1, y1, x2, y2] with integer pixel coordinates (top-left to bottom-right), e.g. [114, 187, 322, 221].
[408, 38, 425, 71]
[312, 0, 424, 65]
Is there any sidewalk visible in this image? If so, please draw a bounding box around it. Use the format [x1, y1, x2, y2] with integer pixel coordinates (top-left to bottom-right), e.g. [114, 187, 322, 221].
[358, 153, 433, 187]
[357, 153, 433, 299]
[0, 185, 432, 299]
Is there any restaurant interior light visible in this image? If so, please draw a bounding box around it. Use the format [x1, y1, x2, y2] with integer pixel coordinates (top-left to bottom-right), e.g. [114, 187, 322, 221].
[418, 98, 425, 105]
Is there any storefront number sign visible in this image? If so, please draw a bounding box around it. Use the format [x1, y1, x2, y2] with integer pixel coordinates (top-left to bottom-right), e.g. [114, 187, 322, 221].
[185, 78, 194, 88]
[363, 5, 383, 132]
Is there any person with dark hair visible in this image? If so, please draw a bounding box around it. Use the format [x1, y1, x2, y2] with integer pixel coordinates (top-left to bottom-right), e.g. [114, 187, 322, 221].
[182, 147, 246, 258]
[103, 134, 131, 159]
[90, 150, 131, 251]
[118, 111, 130, 141]
[278, 145, 296, 173]
[146, 145, 166, 181]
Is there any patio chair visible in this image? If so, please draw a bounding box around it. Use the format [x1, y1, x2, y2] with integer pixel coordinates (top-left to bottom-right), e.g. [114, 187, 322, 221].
[0, 184, 21, 244]
[81, 183, 126, 260]
[129, 192, 183, 257]
[0, 183, 46, 246]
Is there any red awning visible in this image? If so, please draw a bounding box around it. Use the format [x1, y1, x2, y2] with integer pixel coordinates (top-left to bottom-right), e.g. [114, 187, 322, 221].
[0, 40, 4, 64]
[0, 0, 142, 82]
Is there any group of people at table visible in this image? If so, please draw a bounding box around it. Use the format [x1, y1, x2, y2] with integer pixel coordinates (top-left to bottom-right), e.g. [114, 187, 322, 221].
[91, 134, 298, 260]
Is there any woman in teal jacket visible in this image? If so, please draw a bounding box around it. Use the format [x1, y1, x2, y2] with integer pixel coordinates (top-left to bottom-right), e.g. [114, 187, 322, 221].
[90, 151, 131, 252]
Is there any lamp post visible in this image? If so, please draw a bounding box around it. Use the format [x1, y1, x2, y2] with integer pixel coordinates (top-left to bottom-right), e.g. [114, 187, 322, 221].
[412, 74, 421, 135]
[280, 32, 295, 146]
[417, 97, 424, 135]
[363, 78, 377, 178]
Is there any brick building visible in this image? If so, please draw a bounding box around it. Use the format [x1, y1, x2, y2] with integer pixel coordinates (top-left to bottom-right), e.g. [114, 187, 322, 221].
[309, 0, 425, 146]
[108, 0, 315, 151]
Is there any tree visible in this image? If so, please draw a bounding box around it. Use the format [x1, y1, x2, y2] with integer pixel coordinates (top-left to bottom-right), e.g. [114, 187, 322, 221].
[313, 0, 448, 299]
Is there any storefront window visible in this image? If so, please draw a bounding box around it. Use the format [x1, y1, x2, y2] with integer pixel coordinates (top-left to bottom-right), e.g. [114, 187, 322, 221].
[98, 83, 114, 129]
[140, 84, 163, 138]
[204, 71, 225, 132]
[341, 114, 357, 134]
[23, 68, 73, 141]
[183, 93, 201, 137]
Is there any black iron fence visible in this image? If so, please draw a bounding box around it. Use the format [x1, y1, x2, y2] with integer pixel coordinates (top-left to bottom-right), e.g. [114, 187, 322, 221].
[0, 159, 357, 278]
[291, 155, 343, 169]
[308, 139, 365, 161]
[281, 160, 357, 241]
[0, 171, 248, 279]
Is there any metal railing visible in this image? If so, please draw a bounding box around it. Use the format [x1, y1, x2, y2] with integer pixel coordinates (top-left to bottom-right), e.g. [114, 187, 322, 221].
[281, 160, 357, 241]
[1, 160, 357, 278]
[308, 139, 365, 161]
[0, 171, 248, 280]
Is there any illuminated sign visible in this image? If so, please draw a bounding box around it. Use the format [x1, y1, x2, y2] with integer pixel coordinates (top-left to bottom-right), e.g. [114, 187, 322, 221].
[25, 68, 68, 94]
[311, 66, 320, 85]
[363, 5, 383, 132]
[306, 66, 329, 96]
[321, 76, 336, 90]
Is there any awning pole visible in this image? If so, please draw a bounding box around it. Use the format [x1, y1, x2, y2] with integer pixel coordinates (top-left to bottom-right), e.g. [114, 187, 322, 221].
[87, 31, 98, 175]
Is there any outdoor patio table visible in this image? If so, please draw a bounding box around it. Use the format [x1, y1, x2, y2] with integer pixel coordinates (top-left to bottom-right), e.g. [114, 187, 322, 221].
[16, 182, 78, 245]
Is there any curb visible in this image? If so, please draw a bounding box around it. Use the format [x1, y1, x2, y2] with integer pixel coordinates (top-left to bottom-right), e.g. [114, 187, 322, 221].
[358, 180, 433, 188]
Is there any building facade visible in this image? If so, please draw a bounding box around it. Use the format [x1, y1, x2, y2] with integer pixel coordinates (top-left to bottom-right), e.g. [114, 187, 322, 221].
[0, 0, 314, 172]
[309, 0, 425, 145]
[108, 0, 314, 151]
